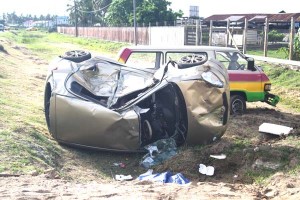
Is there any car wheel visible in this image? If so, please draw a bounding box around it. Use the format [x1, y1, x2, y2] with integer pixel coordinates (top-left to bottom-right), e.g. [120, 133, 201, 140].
[230, 95, 246, 114]
[61, 50, 91, 63]
[178, 54, 207, 68]
[44, 84, 52, 135]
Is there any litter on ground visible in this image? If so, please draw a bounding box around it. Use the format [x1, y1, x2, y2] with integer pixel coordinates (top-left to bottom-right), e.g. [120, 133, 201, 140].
[259, 123, 293, 136]
[137, 170, 190, 185]
[199, 164, 215, 176]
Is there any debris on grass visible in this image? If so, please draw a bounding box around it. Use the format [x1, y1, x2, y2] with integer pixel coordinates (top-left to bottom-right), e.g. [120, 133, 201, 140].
[115, 174, 133, 181]
[137, 170, 190, 185]
[140, 138, 177, 168]
[210, 154, 226, 159]
[199, 164, 215, 176]
[113, 163, 126, 168]
[259, 123, 293, 136]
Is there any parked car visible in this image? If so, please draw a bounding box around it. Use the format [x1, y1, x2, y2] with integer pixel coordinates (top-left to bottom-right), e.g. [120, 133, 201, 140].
[0, 24, 4, 31]
[117, 46, 279, 114]
[44, 50, 230, 151]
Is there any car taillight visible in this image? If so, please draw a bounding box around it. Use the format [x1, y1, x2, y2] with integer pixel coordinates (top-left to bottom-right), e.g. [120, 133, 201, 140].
[264, 83, 271, 91]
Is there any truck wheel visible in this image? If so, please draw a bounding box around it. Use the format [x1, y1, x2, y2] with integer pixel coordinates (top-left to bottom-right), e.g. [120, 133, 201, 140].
[230, 95, 246, 114]
[61, 50, 91, 63]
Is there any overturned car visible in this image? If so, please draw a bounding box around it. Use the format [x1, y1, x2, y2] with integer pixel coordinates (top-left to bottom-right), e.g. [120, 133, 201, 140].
[44, 50, 230, 151]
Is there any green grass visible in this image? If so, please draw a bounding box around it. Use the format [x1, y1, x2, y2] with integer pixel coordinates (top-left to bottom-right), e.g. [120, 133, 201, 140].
[2, 30, 128, 60]
[248, 49, 287, 59]
[0, 30, 145, 178]
[0, 48, 62, 174]
[260, 63, 300, 112]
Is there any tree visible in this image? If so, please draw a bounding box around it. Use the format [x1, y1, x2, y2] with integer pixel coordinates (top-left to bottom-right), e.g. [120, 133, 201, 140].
[105, 0, 183, 26]
[105, 0, 136, 26]
[68, 0, 112, 26]
[136, 0, 183, 25]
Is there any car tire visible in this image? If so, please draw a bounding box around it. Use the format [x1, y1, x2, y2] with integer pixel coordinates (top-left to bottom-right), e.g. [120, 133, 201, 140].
[230, 95, 246, 115]
[44, 84, 53, 136]
[61, 50, 91, 63]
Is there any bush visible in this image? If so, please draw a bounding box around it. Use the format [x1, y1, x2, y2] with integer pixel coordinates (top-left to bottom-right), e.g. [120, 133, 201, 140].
[268, 30, 285, 43]
[278, 31, 300, 61]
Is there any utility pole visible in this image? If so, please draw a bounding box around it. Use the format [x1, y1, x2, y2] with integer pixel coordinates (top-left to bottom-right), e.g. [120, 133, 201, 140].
[74, 0, 78, 37]
[133, 0, 137, 45]
[263, 18, 269, 57]
[289, 17, 295, 60]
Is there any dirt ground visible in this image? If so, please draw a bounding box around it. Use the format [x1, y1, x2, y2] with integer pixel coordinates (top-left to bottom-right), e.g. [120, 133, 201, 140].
[1, 36, 300, 200]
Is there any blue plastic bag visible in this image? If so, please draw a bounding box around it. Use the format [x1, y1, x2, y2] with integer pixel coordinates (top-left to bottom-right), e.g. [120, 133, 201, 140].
[137, 170, 190, 185]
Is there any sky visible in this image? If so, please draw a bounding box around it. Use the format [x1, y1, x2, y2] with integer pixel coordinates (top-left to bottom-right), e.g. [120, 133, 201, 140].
[0, 0, 299, 18]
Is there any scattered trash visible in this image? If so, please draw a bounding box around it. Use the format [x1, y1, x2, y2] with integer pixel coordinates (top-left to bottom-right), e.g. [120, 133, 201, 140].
[210, 154, 226, 159]
[113, 162, 126, 168]
[137, 170, 190, 185]
[140, 138, 177, 168]
[233, 175, 238, 178]
[252, 158, 281, 170]
[259, 123, 293, 136]
[199, 164, 215, 176]
[254, 147, 260, 152]
[115, 174, 133, 181]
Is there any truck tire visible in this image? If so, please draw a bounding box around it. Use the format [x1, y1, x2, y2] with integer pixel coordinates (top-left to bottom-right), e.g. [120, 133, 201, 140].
[230, 95, 246, 114]
[61, 50, 91, 63]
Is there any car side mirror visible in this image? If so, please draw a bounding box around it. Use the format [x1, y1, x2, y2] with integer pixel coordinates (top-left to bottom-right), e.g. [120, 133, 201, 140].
[247, 57, 255, 71]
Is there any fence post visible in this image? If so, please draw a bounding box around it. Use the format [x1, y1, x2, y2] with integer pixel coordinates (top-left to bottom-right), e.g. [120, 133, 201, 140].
[148, 24, 151, 45]
[209, 20, 213, 46]
[243, 18, 248, 54]
[263, 18, 269, 57]
[200, 20, 203, 45]
[289, 17, 295, 60]
[196, 19, 200, 46]
[226, 19, 230, 47]
[133, 0, 137, 45]
[74, 0, 78, 37]
[184, 26, 188, 45]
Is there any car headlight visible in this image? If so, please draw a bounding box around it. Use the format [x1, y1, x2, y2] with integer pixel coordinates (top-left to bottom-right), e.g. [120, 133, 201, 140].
[201, 71, 224, 88]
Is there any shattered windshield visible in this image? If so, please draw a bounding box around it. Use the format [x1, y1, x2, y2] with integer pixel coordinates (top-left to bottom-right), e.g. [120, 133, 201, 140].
[71, 59, 155, 98]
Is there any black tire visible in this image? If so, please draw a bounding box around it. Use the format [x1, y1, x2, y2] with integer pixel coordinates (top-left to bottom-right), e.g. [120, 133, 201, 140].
[178, 54, 207, 69]
[61, 50, 91, 63]
[230, 95, 246, 115]
[44, 84, 53, 136]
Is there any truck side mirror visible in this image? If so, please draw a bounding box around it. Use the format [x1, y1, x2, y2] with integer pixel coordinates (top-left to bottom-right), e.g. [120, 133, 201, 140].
[247, 57, 255, 71]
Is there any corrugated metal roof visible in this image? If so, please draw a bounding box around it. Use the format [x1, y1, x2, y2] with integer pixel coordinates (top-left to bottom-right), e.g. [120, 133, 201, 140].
[268, 13, 300, 22]
[225, 16, 245, 22]
[205, 13, 300, 22]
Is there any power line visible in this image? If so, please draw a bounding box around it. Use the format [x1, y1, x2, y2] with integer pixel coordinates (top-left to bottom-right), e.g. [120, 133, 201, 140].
[76, 3, 112, 14]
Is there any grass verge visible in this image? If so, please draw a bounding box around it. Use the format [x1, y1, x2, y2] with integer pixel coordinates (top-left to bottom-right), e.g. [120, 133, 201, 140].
[260, 63, 300, 112]
[0, 30, 299, 184]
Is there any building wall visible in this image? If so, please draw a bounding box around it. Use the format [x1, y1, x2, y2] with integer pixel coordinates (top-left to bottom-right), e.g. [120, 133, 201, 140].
[149, 27, 185, 46]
